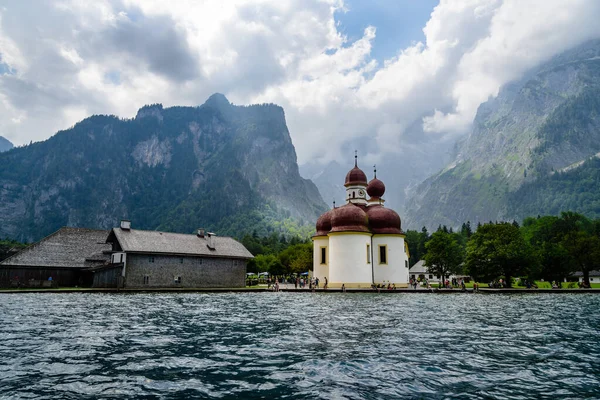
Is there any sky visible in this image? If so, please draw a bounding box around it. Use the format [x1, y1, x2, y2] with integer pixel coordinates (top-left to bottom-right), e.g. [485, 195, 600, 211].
[1, 0, 600, 166]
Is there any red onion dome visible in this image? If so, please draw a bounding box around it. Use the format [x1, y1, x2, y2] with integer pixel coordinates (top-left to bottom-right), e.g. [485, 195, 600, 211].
[367, 178, 385, 198]
[315, 209, 333, 236]
[366, 205, 402, 234]
[330, 203, 370, 233]
[344, 166, 368, 187]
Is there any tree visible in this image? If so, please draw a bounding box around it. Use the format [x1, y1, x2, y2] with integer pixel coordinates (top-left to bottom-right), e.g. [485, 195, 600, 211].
[562, 230, 600, 286]
[279, 243, 313, 274]
[423, 231, 464, 284]
[521, 216, 572, 282]
[465, 222, 537, 287]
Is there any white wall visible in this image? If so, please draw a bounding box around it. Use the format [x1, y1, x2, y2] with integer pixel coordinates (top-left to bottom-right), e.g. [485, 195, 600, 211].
[328, 232, 372, 287]
[372, 235, 408, 286]
[313, 237, 329, 281]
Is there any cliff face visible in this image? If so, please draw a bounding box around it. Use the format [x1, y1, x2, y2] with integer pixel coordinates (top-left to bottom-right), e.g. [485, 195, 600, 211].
[405, 40, 600, 230]
[0, 136, 13, 152]
[0, 94, 327, 242]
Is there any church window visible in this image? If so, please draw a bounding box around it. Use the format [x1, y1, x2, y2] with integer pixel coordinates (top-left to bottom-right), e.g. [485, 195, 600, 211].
[366, 244, 371, 263]
[405, 260, 408, 268]
[320, 247, 327, 265]
[379, 245, 387, 265]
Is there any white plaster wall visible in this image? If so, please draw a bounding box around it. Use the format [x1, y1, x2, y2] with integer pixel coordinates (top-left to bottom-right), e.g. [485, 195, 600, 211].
[328, 233, 372, 286]
[372, 236, 409, 285]
[579, 276, 599, 283]
[313, 237, 329, 280]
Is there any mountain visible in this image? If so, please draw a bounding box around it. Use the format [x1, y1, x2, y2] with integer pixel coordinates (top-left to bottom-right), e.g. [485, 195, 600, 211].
[405, 40, 600, 230]
[0, 94, 328, 242]
[0, 136, 13, 152]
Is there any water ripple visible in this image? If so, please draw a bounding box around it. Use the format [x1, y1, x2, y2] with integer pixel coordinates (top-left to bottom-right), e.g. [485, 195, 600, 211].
[0, 293, 599, 399]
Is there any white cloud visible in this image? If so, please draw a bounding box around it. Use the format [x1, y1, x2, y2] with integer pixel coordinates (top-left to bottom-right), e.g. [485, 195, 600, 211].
[0, 0, 599, 168]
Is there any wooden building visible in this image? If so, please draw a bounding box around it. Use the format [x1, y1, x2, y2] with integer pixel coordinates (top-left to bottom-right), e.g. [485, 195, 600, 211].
[0, 228, 111, 287]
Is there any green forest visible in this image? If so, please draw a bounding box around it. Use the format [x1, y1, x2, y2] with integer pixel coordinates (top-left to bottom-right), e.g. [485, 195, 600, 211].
[406, 212, 600, 287]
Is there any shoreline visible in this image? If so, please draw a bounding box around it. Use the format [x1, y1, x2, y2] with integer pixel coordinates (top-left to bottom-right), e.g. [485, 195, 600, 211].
[0, 287, 598, 294]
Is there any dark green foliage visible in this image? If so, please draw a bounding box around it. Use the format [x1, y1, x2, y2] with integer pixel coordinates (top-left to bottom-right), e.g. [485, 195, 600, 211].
[509, 157, 600, 221]
[0, 238, 27, 262]
[243, 233, 312, 275]
[521, 212, 600, 285]
[423, 230, 464, 282]
[405, 226, 430, 267]
[465, 222, 538, 286]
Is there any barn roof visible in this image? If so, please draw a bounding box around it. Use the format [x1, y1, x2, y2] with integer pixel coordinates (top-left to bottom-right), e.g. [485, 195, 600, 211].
[0, 227, 111, 269]
[107, 228, 254, 259]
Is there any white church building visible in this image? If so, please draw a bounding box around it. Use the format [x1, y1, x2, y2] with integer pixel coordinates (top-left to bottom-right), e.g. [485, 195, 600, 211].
[312, 156, 409, 288]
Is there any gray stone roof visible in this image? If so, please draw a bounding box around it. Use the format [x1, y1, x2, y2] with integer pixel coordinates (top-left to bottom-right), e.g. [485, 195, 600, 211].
[109, 228, 254, 259]
[573, 270, 600, 277]
[409, 260, 429, 274]
[0, 227, 111, 268]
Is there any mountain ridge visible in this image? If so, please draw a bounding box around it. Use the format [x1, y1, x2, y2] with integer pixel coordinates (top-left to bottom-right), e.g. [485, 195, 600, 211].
[404, 39, 600, 230]
[0, 95, 327, 242]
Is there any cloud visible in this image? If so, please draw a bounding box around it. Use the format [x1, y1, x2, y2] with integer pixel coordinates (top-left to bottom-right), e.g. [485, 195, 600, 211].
[0, 0, 599, 170]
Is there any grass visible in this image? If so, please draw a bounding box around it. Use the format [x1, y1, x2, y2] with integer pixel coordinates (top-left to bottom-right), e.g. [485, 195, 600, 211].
[464, 280, 600, 289]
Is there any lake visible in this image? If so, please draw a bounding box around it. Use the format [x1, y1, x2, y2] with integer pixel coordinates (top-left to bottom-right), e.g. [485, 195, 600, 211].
[1, 292, 599, 399]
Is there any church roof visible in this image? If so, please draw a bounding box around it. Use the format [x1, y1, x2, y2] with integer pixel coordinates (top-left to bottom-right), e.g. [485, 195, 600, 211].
[0, 227, 111, 269]
[108, 228, 254, 259]
[344, 166, 368, 187]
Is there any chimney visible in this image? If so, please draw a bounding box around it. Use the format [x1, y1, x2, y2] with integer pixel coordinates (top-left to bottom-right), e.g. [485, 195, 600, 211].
[120, 220, 131, 230]
[207, 232, 216, 250]
[197, 228, 205, 238]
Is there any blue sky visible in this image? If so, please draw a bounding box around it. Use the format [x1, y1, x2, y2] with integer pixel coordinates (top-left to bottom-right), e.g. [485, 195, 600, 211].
[336, 0, 438, 63]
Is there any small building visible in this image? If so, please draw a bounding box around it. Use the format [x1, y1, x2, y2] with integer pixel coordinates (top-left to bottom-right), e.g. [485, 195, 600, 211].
[93, 220, 254, 288]
[409, 260, 441, 283]
[0, 227, 111, 287]
[409, 260, 469, 284]
[574, 270, 600, 283]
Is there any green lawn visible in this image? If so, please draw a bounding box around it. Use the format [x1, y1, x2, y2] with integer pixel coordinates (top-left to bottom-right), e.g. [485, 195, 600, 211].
[463, 281, 600, 289]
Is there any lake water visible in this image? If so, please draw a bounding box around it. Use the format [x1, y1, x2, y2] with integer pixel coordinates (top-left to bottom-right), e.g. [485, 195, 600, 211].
[1, 292, 599, 399]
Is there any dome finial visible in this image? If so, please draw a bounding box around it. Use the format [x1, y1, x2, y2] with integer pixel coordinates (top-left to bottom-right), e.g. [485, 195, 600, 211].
[354, 150, 358, 167]
[374, 164, 377, 179]
[333, 199, 336, 208]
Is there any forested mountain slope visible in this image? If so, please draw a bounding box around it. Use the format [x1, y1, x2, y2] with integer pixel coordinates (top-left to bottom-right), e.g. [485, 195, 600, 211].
[0, 94, 327, 242]
[405, 40, 600, 230]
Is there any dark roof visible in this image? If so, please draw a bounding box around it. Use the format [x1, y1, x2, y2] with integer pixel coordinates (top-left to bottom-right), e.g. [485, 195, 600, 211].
[108, 228, 254, 259]
[0, 227, 111, 268]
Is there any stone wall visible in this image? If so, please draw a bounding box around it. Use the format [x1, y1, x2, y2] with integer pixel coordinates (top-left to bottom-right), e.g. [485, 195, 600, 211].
[125, 254, 246, 288]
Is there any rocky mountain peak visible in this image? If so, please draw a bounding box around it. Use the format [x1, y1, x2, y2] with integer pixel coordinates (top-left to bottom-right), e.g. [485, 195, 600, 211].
[135, 104, 164, 121]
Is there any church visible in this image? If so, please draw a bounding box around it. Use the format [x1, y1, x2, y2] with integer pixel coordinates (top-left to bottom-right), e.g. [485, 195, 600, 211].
[312, 155, 409, 288]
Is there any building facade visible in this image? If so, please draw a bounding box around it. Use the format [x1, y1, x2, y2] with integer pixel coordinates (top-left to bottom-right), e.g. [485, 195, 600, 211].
[313, 157, 409, 288]
[93, 221, 254, 288]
